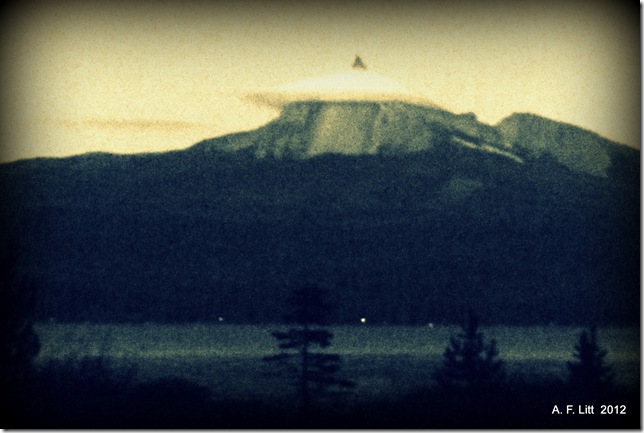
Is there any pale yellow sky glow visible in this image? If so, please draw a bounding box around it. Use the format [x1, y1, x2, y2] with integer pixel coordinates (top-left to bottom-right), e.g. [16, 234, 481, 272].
[0, 0, 639, 162]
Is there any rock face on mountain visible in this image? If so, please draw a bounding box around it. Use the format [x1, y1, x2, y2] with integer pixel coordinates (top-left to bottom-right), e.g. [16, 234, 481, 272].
[0, 102, 639, 325]
[194, 101, 514, 162]
[497, 113, 615, 177]
[193, 101, 631, 180]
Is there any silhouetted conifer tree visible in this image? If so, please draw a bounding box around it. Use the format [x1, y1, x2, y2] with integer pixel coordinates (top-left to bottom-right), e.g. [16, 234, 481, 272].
[435, 310, 504, 390]
[264, 286, 355, 413]
[1, 244, 40, 420]
[567, 326, 614, 392]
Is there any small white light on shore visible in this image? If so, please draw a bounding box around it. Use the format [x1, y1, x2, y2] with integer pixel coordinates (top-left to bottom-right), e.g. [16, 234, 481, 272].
[218, 317, 225, 322]
[360, 317, 366, 324]
[428, 322, 434, 328]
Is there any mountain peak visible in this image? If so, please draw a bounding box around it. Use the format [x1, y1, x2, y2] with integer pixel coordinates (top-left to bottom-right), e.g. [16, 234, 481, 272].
[243, 57, 441, 109]
[352, 55, 367, 70]
[193, 100, 525, 164]
[193, 100, 637, 182]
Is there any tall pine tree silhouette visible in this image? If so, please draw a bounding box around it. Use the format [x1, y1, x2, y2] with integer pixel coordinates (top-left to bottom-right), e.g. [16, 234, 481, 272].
[264, 286, 354, 413]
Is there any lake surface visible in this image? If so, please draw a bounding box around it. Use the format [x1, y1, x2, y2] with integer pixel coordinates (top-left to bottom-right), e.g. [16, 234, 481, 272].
[34, 323, 639, 361]
[33, 323, 640, 398]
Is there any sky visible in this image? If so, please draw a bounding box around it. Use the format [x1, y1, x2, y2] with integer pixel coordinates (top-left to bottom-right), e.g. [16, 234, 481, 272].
[0, 0, 639, 162]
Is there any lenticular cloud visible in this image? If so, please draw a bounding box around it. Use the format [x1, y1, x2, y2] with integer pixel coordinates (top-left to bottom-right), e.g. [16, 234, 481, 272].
[245, 56, 442, 109]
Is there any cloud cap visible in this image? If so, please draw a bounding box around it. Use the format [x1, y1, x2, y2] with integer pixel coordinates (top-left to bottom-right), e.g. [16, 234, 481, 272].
[245, 57, 442, 109]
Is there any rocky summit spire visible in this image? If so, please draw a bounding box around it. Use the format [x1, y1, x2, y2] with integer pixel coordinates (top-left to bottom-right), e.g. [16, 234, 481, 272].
[352, 55, 367, 70]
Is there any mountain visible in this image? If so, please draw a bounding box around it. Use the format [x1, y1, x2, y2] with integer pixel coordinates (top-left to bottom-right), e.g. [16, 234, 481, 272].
[496, 112, 633, 178]
[0, 102, 639, 325]
[192, 101, 511, 161]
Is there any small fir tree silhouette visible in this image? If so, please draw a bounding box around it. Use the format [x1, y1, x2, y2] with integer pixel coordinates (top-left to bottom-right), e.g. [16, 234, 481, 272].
[435, 310, 504, 390]
[264, 286, 355, 412]
[567, 326, 614, 392]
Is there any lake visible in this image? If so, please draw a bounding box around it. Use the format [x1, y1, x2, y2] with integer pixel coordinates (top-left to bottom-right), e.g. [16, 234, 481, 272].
[33, 323, 640, 401]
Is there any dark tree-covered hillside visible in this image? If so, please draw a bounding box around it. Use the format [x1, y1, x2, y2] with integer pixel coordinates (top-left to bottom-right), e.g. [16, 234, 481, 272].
[0, 104, 638, 325]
